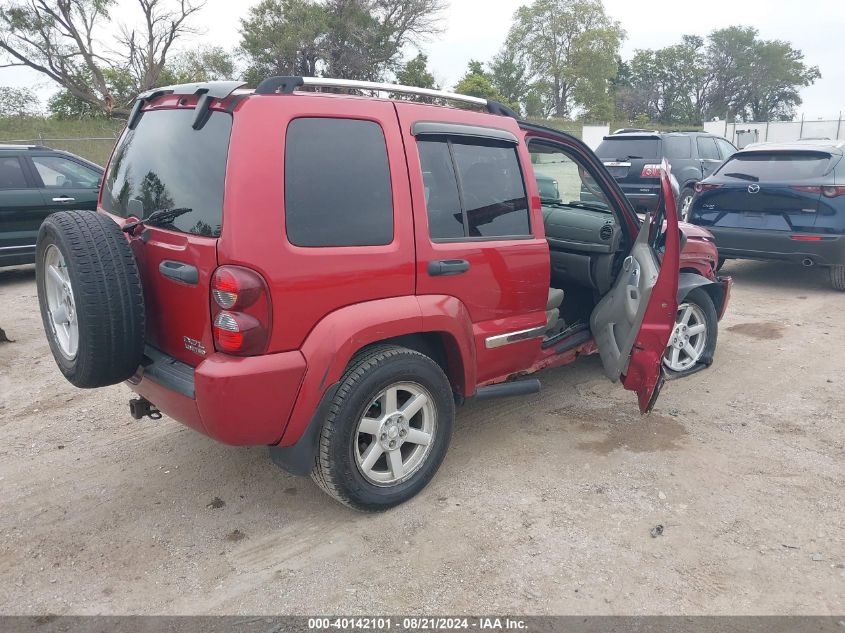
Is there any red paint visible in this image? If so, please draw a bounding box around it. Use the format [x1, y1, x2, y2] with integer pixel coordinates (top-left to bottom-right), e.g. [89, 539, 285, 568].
[102, 91, 693, 446]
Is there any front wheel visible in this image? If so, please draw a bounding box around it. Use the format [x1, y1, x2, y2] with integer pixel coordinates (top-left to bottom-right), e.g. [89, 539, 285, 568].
[663, 288, 718, 375]
[311, 345, 454, 511]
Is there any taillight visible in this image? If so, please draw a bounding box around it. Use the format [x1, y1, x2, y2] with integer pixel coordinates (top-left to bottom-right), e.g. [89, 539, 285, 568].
[695, 182, 722, 193]
[790, 185, 845, 197]
[210, 266, 271, 356]
[822, 186, 845, 198]
[641, 164, 662, 178]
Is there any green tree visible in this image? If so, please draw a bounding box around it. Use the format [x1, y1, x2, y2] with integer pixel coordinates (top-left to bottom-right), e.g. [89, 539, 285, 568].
[454, 60, 503, 101]
[0, 0, 205, 117]
[506, 0, 624, 118]
[489, 46, 527, 113]
[48, 90, 103, 119]
[393, 53, 437, 100]
[239, 0, 445, 85]
[0, 86, 41, 117]
[165, 46, 236, 84]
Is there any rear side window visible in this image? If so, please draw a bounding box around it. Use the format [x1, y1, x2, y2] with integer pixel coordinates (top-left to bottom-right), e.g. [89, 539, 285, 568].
[0, 156, 28, 189]
[697, 137, 721, 160]
[715, 138, 736, 160]
[102, 109, 231, 237]
[285, 118, 393, 247]
[595, 138, 660, 160]
[663, 136, 691, 159]
[417, 137, 530, 240]
[717, 152, 833, 181]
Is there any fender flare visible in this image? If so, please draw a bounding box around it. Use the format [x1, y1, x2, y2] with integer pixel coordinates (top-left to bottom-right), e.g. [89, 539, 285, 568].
[677, 272, 729, 321]
[276, 295, 476, 455]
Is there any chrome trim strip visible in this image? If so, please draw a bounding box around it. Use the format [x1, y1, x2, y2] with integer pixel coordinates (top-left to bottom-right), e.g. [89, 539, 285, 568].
[485, 325, 547, 349]
[0, 244, 36, 251]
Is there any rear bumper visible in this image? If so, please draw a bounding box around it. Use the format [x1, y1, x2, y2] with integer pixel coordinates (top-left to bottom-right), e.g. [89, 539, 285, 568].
[619, 187, 659, 211]
[708, 227, 845, 266]
[127, 345, 306, 445]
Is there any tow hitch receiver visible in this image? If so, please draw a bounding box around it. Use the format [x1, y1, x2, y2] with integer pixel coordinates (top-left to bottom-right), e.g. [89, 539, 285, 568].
[129, 397, 162, 420]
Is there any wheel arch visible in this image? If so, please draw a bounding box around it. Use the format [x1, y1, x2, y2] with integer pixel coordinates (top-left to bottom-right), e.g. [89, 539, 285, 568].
[278, 295, 475, 449]
[677, 272, 728, 322]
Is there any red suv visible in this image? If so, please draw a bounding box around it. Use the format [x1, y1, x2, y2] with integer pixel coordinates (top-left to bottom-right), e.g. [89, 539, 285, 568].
[36, 78, 731, 510]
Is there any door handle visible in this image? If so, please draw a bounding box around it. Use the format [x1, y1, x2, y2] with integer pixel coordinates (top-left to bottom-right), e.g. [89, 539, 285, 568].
[428, 259, 470, 276]
[159, 260, 199, 284]
[52, 196, 76, 203]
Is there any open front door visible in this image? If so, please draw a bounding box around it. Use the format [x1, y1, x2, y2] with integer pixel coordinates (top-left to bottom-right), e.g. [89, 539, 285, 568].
[590, 160, 680, 413]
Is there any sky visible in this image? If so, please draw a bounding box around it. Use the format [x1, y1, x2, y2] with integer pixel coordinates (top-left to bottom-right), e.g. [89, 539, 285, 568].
[2, 0, 844, 120]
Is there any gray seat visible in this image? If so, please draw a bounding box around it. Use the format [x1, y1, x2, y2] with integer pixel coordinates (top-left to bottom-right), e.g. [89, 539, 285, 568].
[546, 288, 564, 333]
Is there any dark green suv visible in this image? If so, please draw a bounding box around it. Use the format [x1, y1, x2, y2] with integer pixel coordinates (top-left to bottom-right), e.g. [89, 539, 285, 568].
[0, 145, 102, 267]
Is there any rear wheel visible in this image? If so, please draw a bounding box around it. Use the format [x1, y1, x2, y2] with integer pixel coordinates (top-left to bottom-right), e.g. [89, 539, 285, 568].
[36, 211, 145, 388]
[663, 288, 718, 375]
[311, 345, 454, 511]
[831, 265, 845, 291]
[679, 186, 695, 222]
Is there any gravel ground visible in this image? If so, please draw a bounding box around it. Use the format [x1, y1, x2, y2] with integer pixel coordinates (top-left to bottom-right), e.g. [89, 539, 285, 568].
[0, 260, 843, 615]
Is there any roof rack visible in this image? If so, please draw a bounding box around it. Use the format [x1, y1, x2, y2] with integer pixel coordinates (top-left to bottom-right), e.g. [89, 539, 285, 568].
[254, 76, 519, 118]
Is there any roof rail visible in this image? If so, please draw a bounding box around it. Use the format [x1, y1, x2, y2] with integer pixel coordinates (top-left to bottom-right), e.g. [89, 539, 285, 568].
[254, 76, 519, 119]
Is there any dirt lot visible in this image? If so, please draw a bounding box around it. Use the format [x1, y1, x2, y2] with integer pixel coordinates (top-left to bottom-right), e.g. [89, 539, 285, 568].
[0, 260, 843, 615]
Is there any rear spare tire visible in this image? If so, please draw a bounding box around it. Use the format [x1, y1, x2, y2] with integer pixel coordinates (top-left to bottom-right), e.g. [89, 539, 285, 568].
[36, 211, 145, 388]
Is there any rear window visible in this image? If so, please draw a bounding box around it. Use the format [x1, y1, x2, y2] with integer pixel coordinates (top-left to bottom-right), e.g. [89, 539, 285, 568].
[102, 109, 231, 237]
[596, 137, 660, 160]
[285, 117, 393, 247]
[716, 152, 833, 181]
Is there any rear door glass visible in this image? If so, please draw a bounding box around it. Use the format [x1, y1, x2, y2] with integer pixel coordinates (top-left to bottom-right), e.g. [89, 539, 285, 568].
[451, 140, 530, 238]
[696, 137, 721, 160]
[0, 156, 29, 189]
[595, 138, 660, 160]
[663, 137, 691, 159]
[32, 156, 100, 188]
[716, 153, 833, 181]
[417, 137, 530, 240]
[715, 138, 736, 160]
[101, 109, 232, 237]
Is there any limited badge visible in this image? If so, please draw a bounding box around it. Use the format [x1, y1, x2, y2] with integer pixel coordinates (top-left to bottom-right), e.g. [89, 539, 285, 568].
[183, 336, 206, 357]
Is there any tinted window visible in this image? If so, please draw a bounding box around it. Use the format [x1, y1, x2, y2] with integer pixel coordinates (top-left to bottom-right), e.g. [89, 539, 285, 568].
[529, 140, 612, 211]
[715, 138, 736, 160]
[452, 140, 530, 238]
[285, 118, 393, 247]
[418, 140, 463, 239]
[102, 109, 231, 237]
[663, 136, 691, 159]
[716, 152, 833, 181]
[697, 137, 721, 160]
[595, 138, 660, 160]
[0, 156, 28, 189]
[32, 155, 100, 188]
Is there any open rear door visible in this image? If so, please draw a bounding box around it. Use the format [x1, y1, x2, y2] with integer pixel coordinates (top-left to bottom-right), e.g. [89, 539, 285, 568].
[590, 160, 680, 413]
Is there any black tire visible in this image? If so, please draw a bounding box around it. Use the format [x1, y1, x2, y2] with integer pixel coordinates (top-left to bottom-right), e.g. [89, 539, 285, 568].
[678, 186, 695, 222]
[830, 265, 845, 291]
[36, 211, 145, 388]
[663, 287, 718, 376]
[311, 345, 454, 511]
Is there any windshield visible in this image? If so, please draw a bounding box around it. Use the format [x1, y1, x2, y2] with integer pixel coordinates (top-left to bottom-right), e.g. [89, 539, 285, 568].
[716, 152, 832, 182]
[596, 138, 660, 160]
[101, 108, 232, 237]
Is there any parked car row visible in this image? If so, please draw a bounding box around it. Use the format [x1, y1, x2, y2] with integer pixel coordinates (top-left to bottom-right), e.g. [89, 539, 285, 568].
[597, 130, 845, 291]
